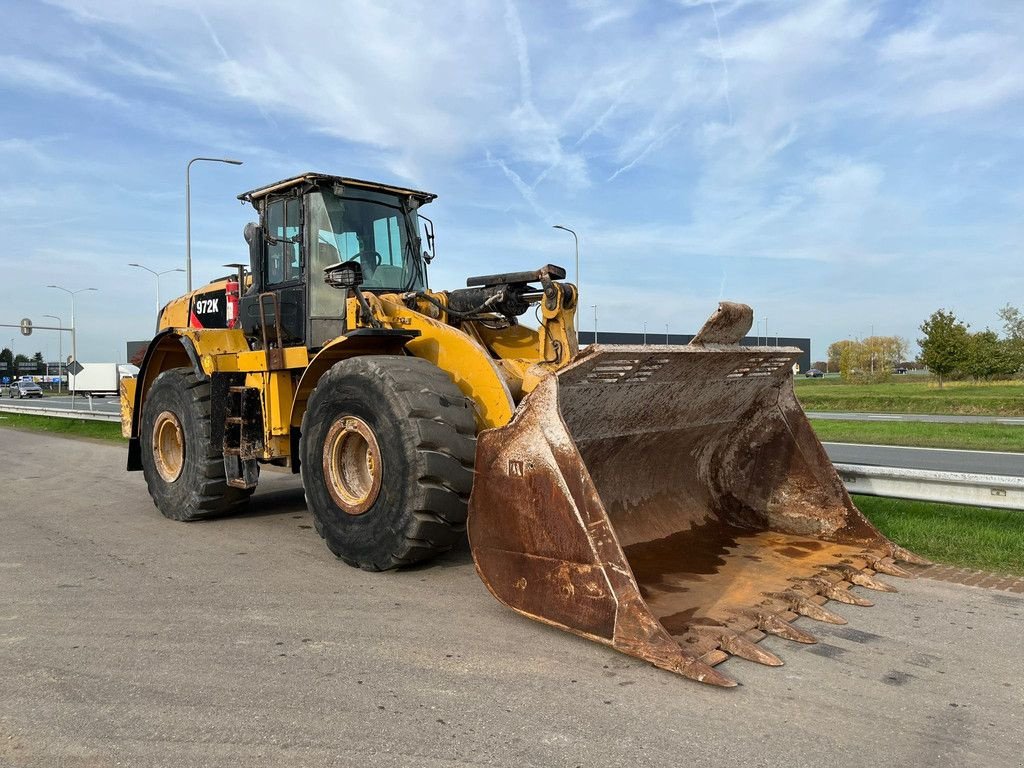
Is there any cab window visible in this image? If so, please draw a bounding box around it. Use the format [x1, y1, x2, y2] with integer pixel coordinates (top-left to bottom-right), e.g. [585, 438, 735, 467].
[266, 197, 302, 284]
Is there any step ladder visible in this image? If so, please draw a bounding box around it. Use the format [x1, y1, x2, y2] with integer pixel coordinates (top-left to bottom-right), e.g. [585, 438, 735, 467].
[223, 385, 261, 489]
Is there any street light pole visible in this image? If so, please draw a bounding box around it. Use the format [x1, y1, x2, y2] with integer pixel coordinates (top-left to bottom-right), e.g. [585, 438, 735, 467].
[552, 225, 579, 297]
[42, 314, 63, 393]
[643, 321, 647, 345]
[129, 263, 185, 316]
[186, 157, 244, 292]
[47, 286, 98, 368]
[665, 324, 669, 345]
[591, 304, 598, 344]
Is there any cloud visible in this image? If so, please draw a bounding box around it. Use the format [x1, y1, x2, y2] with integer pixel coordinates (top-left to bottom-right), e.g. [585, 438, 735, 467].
[0, 54, 126, 105]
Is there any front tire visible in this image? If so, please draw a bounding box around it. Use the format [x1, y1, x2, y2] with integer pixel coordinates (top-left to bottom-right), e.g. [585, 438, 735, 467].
[300, 356, 477, 571]
[140, 368, 254, 521]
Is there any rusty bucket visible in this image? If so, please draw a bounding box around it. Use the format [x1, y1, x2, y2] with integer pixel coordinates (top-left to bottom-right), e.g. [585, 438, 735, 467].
[468, 303, 923, 686]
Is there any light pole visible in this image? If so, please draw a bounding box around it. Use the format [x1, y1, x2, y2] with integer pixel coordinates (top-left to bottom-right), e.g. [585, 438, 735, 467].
[42, 314, 63, 393]
[46, 286, 97, 368]
[591, 304, 598, 344]
[129, 263, 185, 315]
[186, 157, 243, 291]
[552, 225, 579, 297]
[643, 321, 647, 345]
[665, 324, 669, 345]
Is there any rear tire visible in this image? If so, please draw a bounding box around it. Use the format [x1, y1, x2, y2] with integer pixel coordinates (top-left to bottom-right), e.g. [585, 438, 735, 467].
[300, 356, 476, 571]
[140, 368, 254, 521]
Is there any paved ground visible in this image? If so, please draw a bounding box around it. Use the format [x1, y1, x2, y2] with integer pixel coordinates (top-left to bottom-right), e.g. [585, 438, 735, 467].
[809, 411, 1024, 425]
[823, 442, 1024, 477]
[1, 428, 1023, 767]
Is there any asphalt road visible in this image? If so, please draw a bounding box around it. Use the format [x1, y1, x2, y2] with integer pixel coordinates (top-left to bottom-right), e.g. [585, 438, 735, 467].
[1, 428, 1022, 768]
[823, 442, 1024, 477]
[0, 394, 120, 415]
[809, 411, 1024, 425]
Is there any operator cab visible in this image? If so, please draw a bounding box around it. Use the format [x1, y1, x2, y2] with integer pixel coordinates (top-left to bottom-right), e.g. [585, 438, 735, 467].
[237, 173, 436, 350]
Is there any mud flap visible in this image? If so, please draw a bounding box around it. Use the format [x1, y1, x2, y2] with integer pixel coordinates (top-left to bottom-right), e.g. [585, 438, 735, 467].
[468, 331, 923, 686]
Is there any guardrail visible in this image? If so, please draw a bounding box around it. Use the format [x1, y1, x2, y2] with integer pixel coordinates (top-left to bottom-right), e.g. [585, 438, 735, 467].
[836, 463, 1024, 511]
[0, 403, 120, 422]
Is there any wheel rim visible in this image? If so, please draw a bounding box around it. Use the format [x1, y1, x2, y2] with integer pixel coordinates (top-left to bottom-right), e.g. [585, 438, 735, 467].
[323, 415, 382, 515]
[152, 410, 186, 483]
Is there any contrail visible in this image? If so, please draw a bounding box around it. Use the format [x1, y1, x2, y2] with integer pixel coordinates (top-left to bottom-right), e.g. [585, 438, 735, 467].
[195, 5, 277, 130]
[504, 0, 532, 107]
[709, 0, 733, 125]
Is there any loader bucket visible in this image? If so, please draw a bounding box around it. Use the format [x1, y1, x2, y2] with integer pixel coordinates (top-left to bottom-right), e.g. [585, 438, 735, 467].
[468, 304, 923, 687]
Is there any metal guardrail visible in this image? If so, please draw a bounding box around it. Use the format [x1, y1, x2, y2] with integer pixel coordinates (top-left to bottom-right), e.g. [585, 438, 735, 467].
[0, 403, 120, 422]
[836, 463, 1024, 511]
[2, 404, 1022, 511]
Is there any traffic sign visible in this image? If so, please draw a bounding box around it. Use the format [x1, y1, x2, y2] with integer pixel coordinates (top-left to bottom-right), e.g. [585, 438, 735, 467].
[20, 318, 32, 336]
[67, 359, 84, 376]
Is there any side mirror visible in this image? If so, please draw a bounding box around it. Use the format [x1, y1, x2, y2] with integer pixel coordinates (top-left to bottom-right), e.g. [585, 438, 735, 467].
[420, 215, 436, 264]
[324, 260, 364, 290]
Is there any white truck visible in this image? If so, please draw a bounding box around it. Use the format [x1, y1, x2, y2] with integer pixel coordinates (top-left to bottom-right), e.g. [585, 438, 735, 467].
[70, 363, 138, 397]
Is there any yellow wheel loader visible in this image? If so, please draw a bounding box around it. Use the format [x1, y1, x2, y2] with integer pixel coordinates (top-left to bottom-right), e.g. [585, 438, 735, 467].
[122, 172, 923, 687]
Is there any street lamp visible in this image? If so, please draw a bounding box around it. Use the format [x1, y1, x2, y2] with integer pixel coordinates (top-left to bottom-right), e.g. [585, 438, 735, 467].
[591, 304, 598, 344]
[186, 157, 243, 291]
[665, 323, 669, 345]
[46, 286, 97, 368]
[42, 314, 63, 393]
[552, 225, 579, 297]
[129, 263, 185, 315]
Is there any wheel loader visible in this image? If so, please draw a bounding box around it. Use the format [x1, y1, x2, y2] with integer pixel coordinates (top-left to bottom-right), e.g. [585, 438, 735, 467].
[122, 171, 924, 687]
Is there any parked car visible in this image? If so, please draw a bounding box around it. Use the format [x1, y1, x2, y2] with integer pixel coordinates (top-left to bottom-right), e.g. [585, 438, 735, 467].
[8, 378, 43, 398]
[895, 367, 908, 374]
[804, 368, 824, 378]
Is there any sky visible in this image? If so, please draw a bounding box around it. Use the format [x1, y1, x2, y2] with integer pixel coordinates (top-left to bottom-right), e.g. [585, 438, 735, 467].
[1, 0, 1022, 363]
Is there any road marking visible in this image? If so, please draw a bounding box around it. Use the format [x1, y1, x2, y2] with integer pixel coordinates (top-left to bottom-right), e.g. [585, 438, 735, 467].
[823, 442, 1024, 457]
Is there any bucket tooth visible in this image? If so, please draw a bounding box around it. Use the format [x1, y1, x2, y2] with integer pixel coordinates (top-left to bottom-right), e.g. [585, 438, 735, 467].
[753, 613, 818, 644]
[809, 578, 874, 607]
[865, 556, 914, 579]
[832, 565, 897, 593]
[774, 592, 847, 624]
[890, 544, 931, 566]
[694, 627, 784, 667]
[674, 657, 738, 688]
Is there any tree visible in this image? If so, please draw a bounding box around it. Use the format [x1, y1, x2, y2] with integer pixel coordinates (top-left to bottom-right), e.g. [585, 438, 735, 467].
[827, 340, 856, 371]
[918, 309, 969, 387]
[811, 360, 829, 372]
[998, 304, 1024, 341]
[998, 304, 1024, 375]
[962, 330, 1001, 381]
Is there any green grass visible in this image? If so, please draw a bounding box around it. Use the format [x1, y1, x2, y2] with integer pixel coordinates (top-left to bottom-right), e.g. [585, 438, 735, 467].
[0, 412, 125, 441]
[855, 495, 1024, 576]
[796, 377, 1024, 416]
[810, 419, 1024, 452]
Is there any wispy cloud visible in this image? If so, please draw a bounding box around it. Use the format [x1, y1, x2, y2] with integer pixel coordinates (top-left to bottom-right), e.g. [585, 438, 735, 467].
[0, 54, 126, 105]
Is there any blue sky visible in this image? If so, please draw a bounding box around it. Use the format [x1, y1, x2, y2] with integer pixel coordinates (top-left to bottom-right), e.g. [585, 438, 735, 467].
[1, 0, 1022, 362]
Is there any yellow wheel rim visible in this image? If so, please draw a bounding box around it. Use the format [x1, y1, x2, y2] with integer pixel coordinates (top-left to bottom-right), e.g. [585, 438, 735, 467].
[153, 410, 185, 483]
[323, 415, 383, 515]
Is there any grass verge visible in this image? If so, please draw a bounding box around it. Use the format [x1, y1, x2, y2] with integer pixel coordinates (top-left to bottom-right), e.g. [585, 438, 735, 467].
[796, 378, 1024, 416]
[855, 495, 1024, 576]
[0, 412, 124, 442]
[811, 419, 1024, 453]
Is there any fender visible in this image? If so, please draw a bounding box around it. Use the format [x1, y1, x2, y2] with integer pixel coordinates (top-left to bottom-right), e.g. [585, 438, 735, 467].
[125, 328, 249, 471]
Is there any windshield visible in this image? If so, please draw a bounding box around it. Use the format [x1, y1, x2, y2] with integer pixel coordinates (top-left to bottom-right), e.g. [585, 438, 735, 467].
[307, 188, 425, 293]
